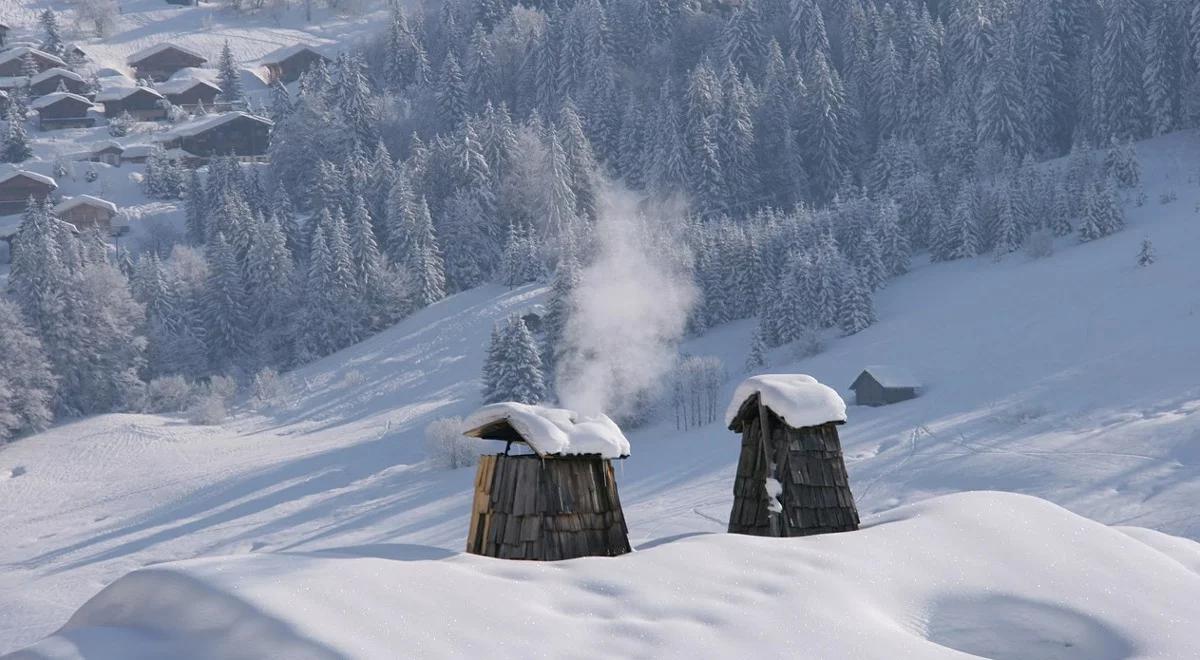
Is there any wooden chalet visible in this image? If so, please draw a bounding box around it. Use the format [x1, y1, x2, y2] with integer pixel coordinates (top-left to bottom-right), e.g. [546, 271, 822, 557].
[32, 92, 95, 129]
[0, 47, 67, 76]
[54, 195, 119, 234]
[63, 44, 88, 63]
[127, 43, 207, 82]
[157, 73, 220, 110]
[157, 112, 273, 158]
[462, 403, 632, 561]
[727, 375, 860, 538]
[87, 141, 125, 165]
[848, 366, 920, 407]
[261, 44, 330, 84]
[29, 67, 87, 97]
[98, 85, 166, 120]
[0, 170, 57, 216]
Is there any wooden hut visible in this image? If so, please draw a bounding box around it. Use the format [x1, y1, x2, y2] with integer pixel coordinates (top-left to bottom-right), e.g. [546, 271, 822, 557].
[726, 375, 860, 537]
[54, 195, 119, 234]
[32, 92, 95, 129]
[127, 43, 207, 81]
[98, 85, 167, 120]
[261, 44, 330, 84]
[29, 68, 87, 98]
[0, 170, 57, 216]
[462, 402, 632, 561]
[849, 366, 920, 407]
[158, 73, 220, 110]
[157, 112, 273, 158]
[0, 47, 67, 76]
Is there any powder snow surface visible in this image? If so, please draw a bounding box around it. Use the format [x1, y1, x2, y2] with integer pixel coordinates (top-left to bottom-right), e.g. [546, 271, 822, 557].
[463, 402, 631, 458]
[725, 374, 847, 429]
[11, 492, 1200, 660]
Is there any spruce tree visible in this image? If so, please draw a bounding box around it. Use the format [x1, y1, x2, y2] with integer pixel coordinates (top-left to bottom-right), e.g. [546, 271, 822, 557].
[217, 40, 244, 105]
[202, 232, 251, 369]
[39, 10, 64, 56]
[405, 196, 446, 308]
[744, 325, 767, 373]
[3, 105, 32, 163]
[483, 315, 547, 404]
[838, 268, 876, 336]
[0, 294, 55, 442]
[1137, 238, 1155, 267]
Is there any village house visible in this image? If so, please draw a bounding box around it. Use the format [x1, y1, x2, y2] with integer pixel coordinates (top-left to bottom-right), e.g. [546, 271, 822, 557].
[29, 68, 87, 97]
[54, 195, 120, 234]
[0, 46, 67, 76]
[157, 72, 220, 110]
[157, 111, 273, 158]
[32, 92, 96, 130]
[848, 366, 921, 407]
[127, 43, 207, 81]
[0, 170, 57, 216]
[261, 44, 330, 84]
[98, 85, 167, 120]
[88, 142, 126, 166]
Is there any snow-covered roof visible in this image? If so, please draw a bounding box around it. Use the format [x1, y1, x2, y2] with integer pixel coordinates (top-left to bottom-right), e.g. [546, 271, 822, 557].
[157, 111, 272, 140]
[260, 43, 329, 65]
[119, 144, 155, 158]
[726, 374, 847, 430]
[852, 366, 920, 390]
[31, 92, 94, 109]
[95, 85, 163, 102]
[0, 46, 67, 68]
[157, 73, 220, 95]
[463, 402, 632, 458]
[30, 67, 84, 85]
[0, 169, 57, 188]
[0, 76, 25, 89]
[54, 195, 118, 214]
[127, 42, 207, 65]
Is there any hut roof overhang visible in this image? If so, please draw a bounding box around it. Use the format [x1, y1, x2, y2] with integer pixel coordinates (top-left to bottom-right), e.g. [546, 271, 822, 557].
[0, 47, 67, 69]
[850, 366, 921, 390]
[31, 92, 94, 110]
[726, 374, 847, 432]
[127, 43, 207, 65]
[463, 402, 631, 459]
[0, 169, 57, 189]
[54, 194, 118, 215]
[30, 67, 84, 85]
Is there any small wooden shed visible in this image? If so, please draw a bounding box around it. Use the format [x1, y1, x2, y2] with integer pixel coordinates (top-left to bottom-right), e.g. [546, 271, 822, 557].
[157, 112, 273, 157]
[127, 43, 207, 81]
[98, 85, 166, 120]
[261, 44, 330, 84]
[0, 170, 57, 216]
[54, 195, 119, 234]
[29, 68, 87, 98]
[849, 366, 920, 407]
[0, 47, 67, 76]
[158, 74, 221, 110]
[462, 402, 632, 561]
[33, 92, 95, 130]
[726, 375, 859, 537]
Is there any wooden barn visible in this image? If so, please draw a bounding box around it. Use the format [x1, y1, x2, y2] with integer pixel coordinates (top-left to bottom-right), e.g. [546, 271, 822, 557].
[726, 375, 860, 538]
[158, 74, 220, 110]
[54, 195, 119, 234]
[849, 366, 920, 407]
[157, 112, 273, 157]
[462, 403, 632, 561]
[0, 47, 67, 76]
[261, 44, 330, 84]
[127, 43, 207, 81]
[98, 86, 166, 120]
[0, 170, 57, 216]
[32, 92, 95, 129]
[29, 68, 87, 97]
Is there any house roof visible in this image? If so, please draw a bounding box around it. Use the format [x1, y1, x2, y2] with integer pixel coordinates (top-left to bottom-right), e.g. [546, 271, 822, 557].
[0, 22, 10, 31]
[95, 85, 164, 102]
[127, 42, 207, 65]
[850, 366, 921, 390]
[54, 194, 118, 215]
[0, 46, 67, 68]
[260, 43, 330, 65]
[30, 67, 84, 85]
[157, 74, 221, 96]
[726, 374, 847, 431]
[31, 91, 94, 109]
[463, 402, 631, 459]
[158, 111, 273, 140]
[0, 169, 58, 189]
[93, 141, 125, 154]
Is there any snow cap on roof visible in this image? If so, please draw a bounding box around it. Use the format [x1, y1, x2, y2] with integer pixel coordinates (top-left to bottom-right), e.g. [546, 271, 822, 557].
[30, 67, 84, 85]
[157, 111, 272, 140]
[0, 169, 57, 188]
[260, 43, 330, 65]
[128, 42, 207, 65]
[853, 366, 920, 389]
[95, 85, 164, 102]
[726, 374, 847, 430]
[463, 402, 632, 458]
[31, 92, 94, 109]
[0, 46, 67, 68]
[54, 195, 118, 214]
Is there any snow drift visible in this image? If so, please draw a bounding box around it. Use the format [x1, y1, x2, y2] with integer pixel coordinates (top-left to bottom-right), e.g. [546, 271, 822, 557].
[12, 492, 1200, 660]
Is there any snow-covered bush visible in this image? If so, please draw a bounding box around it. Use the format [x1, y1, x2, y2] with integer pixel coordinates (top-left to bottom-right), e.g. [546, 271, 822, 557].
[107, 112, 134, 137]
[341, 369, 365, 388]
[1024, 229, 1055, 260]
[1159, 190, 1177, 205]
[204, 375, 238, 403]
[251, 368, 284, 407]
[425, 416, 477, 469]
[187, 395, 227, 425]
[146, 376, 194, 413]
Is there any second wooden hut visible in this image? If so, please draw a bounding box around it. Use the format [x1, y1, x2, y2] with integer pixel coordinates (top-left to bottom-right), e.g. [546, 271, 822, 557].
[726, 374, 860, 537]
[462, 402, 632, 561]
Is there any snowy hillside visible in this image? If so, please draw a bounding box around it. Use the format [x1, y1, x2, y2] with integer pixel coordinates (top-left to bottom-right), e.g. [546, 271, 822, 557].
[5, 132, 1200, 655]
[13, 492, 1200, 660]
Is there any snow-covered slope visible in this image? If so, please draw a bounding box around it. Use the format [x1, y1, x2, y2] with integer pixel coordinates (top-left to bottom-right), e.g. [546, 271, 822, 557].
[13, 492, 1200, 660]
[5, 133, 1200, 655]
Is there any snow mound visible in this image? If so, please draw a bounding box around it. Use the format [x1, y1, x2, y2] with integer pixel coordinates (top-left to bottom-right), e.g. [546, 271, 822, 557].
[12, 492, 1200, 659]
[463, 402, 631, 458]
[725, 374, 847, 429]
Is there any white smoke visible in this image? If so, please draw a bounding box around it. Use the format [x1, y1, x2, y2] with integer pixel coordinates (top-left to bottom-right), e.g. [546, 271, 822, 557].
[556, 189, 697, 422]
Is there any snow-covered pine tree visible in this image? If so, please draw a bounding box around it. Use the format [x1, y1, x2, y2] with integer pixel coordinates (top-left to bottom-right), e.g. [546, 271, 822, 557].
[217, 40, 244, 105]
[3, 105, 32, 163]
[243, 214, 296, 368]
[404, 196, 446, 308]
[0, 297, 55, 442]
[1143, 0, 1182, 136]
[744, 325, 767, 373]
[1137, 238, 1156, 267]
[1103, 138, 1141, 189]
[39, 9, 64, 56]
[269, 79, 291, 124]
[436, 53, 468, 131]
[837, 267, 876, 336]
[143, 146, 185, 199]
[876, 199, 911, 277]
[1093, 0, 1147, 141]
[483, 314, 547, 405]
[201, 232, 251, 370]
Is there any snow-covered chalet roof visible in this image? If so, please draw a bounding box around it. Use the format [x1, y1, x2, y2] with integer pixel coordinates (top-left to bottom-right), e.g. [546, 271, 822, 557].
[157, 68, 220, 94]
[0, 46, 66, 69]
[259, 43, 329, 65]
[54, 195, 118, 215]
[726, 374, 847, 430]
[852, 366, 920, 390]
[31, 92, 93, 109]
[30, 67, 84, 85]
[0, 169, 57, 188]
[127, 43, 207, 65]
[95, 85, 163, 102]
[463, 402, 631, 459]
[156, 111, 272, 140]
